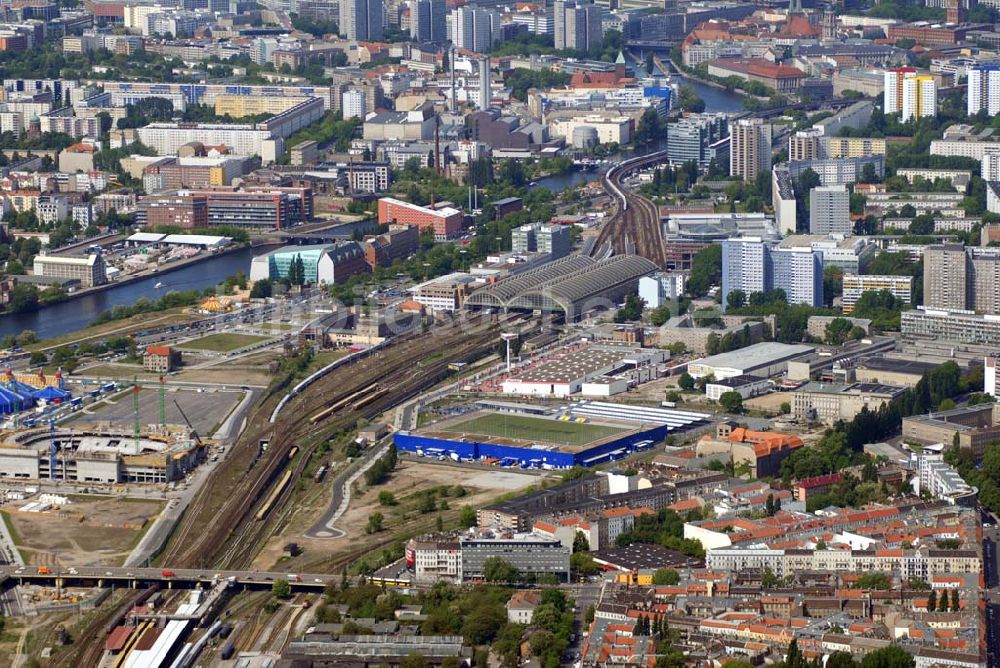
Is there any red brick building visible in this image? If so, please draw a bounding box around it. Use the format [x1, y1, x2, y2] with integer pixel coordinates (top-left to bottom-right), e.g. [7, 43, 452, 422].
[138, 194, 209, 229]
[377, 197, 463, 240]
[706, 58, 807, 93]
[364, 224, 419, 269]
[886, 23, 979, 47]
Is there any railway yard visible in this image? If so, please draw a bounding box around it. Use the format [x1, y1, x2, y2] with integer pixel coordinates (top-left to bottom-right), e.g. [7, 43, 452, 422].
[0, 152, 677, 667]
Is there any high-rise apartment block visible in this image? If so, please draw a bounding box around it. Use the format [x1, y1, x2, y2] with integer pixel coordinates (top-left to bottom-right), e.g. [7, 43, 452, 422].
[553, 0, 602, 52]
[884, 68, 915, 115]
[730, 118, 771, 181]
[808, 184, 851, 235]
[968, 65, 1000, 117]
[788, 128, 822, 161]
[721, 238, 822, 311]
[340, 0, 384, 41]
[841, 274, 913, 314]
[885, 68, 936, 122]
[924, 244, 1000, 314]
[409, 0, 446, 43]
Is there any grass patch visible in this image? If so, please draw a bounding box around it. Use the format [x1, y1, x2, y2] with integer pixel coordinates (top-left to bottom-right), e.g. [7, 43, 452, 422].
[441, 413, 624, 446]
[181, 333, 269, 352]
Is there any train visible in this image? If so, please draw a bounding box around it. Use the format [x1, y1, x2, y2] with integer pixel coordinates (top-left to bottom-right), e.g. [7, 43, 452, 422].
[308, 382, 379, 424]
[105, 584, 160, 634]
[255, 469, 293, 521]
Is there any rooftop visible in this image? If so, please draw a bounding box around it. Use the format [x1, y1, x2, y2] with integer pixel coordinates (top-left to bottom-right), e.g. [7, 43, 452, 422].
[691, 342, 815, 372]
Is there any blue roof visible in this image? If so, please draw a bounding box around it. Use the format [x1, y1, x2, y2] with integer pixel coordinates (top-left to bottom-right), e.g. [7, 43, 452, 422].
[34, 386, 71, 401]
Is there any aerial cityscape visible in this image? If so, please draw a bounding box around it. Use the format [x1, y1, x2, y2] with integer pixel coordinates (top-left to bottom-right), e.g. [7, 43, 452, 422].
[0, 0, 998, 665]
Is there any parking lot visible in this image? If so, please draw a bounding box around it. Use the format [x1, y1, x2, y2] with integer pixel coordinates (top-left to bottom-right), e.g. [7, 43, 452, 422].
[67, 387, 244, 436]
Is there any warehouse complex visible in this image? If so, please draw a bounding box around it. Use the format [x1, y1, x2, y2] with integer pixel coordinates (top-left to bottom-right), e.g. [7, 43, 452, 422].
[686, 342, 816, 380]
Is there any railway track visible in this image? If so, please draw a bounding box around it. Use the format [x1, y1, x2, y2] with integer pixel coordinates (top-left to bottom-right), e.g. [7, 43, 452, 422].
[593, 153, 668, 267]
[158, 314, 512, 570]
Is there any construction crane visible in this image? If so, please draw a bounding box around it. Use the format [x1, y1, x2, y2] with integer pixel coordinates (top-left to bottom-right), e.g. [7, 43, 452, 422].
[172, 399, 202, 446]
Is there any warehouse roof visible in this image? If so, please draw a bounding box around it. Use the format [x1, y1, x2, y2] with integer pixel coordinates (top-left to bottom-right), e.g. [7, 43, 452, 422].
[691, 342, 815, 372]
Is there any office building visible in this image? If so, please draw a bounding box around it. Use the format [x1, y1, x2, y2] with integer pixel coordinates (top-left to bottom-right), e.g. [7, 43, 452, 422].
[902, 74, 937, 122]
[666, 114, 728, 168]
[249, 243, 368, 285]
[721, 238, 822, 311]
[479, 57, 490, 111]
[33, 254, 107, 288]
[921, 245, 1000, 315]
[553, 0, 602, 52]
[730, 118, 771, 181]
[968, 65, 1000, 116]
[884, 67, 916, 115]
[137, 194, 209, 229]
[793, 381, 907, 424]
[511, 223, 571, 259]
[340, 0, 384, 41]
[809, 184, 851, 235]
[378, 197, 463, 240]
[842, 274, 913, 314]
[451, 6, 499, 53]
[409, 0, 446, 43]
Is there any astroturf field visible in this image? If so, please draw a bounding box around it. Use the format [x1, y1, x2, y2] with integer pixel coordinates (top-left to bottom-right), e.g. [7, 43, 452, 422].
[441, 413, 624, 445]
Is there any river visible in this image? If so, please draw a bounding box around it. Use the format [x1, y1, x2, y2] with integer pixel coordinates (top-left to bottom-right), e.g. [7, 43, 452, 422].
[0, 247, 256, 341]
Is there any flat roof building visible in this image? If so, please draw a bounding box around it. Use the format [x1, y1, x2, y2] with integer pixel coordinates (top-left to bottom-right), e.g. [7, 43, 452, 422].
[792, 381, 907, 424]
[687, 342, 815, 380]
[32, 253, 106, 288]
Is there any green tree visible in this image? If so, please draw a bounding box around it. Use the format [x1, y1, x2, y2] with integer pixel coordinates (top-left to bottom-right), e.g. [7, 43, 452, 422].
[927, 589, 937, 611]
[483, 557, 519, 582]
[459, 505, 477, 528]
[827, 651, 858, 668]
[857, 572, 891, 590]
[688, 244, 722, 297]
[679, 373, 695, 391]
[860, 645, 915, 668]
[271, 578, 291, 599]
[572, 532, 590, 553]
[250, 278, 273, 298]
[652, 568, 679, 585]
[825, 317, 855, 345]
[378, 491, 396, 506]
[727, 289, 746, 309]
[366, 512, 384, 534]
[718, 391, 743, 414]
[950, 588, 960, 612]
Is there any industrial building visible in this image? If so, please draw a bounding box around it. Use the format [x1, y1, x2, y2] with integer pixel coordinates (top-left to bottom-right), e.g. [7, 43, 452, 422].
[0, 428, 203, 484]
[500, 346, 667, 397]
[792, 382, 907, 424]
[902, 403, 1000, 458]
[249, 243, 368, 285]
[687, 342, 815, 380]
[464, 255, 657, 320]
[396, 401, 710, 469]
[377, 197, 464, 240]
[32, 253, 107, 288]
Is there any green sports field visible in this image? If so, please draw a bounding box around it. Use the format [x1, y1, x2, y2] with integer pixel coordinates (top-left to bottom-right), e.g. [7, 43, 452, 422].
[441, 413, 624, 446]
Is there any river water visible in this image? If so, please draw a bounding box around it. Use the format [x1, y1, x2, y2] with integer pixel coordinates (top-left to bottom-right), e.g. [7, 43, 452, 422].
[0, 247, 256, 341]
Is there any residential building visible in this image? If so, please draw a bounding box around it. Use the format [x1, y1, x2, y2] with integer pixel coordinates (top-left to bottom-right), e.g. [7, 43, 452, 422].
[721, 238, 822, 311]
[822, 136, 887, 158]
[340, 0, 384, 41]
[902, 74, 937, 122]
[378, 197, 463, 240]
[788, 155, 885, 186]
[915, 453, 977, 506]
[506, 591, 541, 624]
[695, 424, 803, 478]
[553, 0, 602, 52]
[729, 119, 771, 181]
[778, 235, 876, 275]
[923, 244, 1000, 314]
[638, 273, 686, 309]
[136, 123, 282, 163]
[409, 0, 446, 43]
[32, 254, 107, 288]
[772, 166, 797, 235]
[788, 129, 822, 161]
[342, 89, 367, 120]
[143, 345, 181, 373]
[884, 67, 916, 115]
[842, 274, 913, 314]
[248, 243, 368, 285]
[989, 356, 999, 398]
[809, 185, 851, 235]
[903, 307, 1000, 346]
[792, 381, 908, 424]
[406, 531, 570, 582]
[902, 402, 1000, 458]
[968, 64, 1000, 116]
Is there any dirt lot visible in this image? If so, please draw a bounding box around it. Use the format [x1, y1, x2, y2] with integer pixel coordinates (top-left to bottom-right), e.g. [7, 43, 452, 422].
[5, 496, 163, 567]
[745, 391, 794, 414]
[253, 459, 542, 571]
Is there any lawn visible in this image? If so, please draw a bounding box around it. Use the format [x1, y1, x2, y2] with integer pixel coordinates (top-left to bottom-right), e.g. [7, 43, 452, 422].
[442, 413, 623, 445]
[181, 333, 269, 352]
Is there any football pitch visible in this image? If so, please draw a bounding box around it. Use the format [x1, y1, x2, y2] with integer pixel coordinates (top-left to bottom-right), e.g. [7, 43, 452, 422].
[441, 413, 624, 446]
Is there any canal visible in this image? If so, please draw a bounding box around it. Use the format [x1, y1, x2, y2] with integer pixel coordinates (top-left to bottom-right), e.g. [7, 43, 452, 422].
[0, 246, 256, 341]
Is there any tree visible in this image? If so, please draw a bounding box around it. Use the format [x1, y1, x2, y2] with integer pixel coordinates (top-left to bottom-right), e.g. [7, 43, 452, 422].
[780, 401, 791, 415]
[860, 645, 915, 668]
[401, 654, 429, 668]
[378, 491, 396, 506]
[572, 532, 590, 553]
[271, 578, 291, 599]
[950, 588, 960, 612]
[718, 391, 743, 414]
[688, 244, 722, 297]
[483, 556, 519, 583]
[679, 372, 695, 391]
[938, 590, 949, 611]
[366, 512, 384, 534]
[825, 317, 855, 345]
[250, 278, 273, 299]
[652, 568, 679, 585]
[827, 652, 858, 668]
[8, 284, 38, 313]
[927, 590, 937, 611]
[459, 505, 477, 528]
[857, 572, 891, 590]
[727, 289, 746, 309]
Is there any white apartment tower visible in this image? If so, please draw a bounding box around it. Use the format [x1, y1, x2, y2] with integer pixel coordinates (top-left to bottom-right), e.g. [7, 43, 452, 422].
[553, 0, 602, 51]
[342, 89, 367, 119]
[451, 6, 499, 53]
[969, 66, 1000, 117]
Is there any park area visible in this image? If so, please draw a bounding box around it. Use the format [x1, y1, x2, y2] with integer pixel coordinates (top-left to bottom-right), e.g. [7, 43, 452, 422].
[179, 333, 269, 352]
[440, 413, 624, 446]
